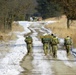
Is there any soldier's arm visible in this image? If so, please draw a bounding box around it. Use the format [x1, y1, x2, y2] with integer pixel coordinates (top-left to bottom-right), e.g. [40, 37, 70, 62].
[57, 38, 59, 44]
[25, 37, 28, 42]
[41, 38, 44, 43]
[64, 39, 66, 46]
[71, 38, 73, 45]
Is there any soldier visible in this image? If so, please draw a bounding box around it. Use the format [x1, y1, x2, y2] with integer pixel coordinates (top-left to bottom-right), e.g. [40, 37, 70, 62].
[64, 36, 73, 56]
[49, 33, 54, 54]
[51, 35, 59, 58]
[25, 36, 33, 55]
[41, 35, 51, 55]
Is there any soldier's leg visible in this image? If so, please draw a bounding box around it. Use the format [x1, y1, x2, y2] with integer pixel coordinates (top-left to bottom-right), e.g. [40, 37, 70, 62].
[29, 44, 32, 53]
[50, 45, 53, 55]
[44, 43, 48, 55]
[55, 49, 57, 58]
[27, 44, 30, 55]
[52, 45, 57, 58]
[66, 45, 69, 56]
[67, 45, 70, 56]
[27, 44, 32, 55]
[52, 45, 55, 57]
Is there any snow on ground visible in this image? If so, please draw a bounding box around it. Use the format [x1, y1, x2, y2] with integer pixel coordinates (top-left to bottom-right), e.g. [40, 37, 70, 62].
[18, 21, 76, 74]
[30, 25, 53, 75]
[57, 50, 73, 67]
[41, 23, 74, 67]
[57, 38, 74, 67]
[0, 21, 31, 75]
[41, 26, 52, 34]
[18, 21, 31, 35]
[72, 48, 76, 53]
[32, 47, 53, 75]
[30, 21, 74, 68]
[0, 20, 76, 75]
[22, 21, 54, 75]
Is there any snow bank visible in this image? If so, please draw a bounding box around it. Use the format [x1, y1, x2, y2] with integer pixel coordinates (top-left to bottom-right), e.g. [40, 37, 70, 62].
[18, 21, 31, 34]
[0, 21, 31, 75]
[0, 35, 27, 75]
[57, 50, 73, 67]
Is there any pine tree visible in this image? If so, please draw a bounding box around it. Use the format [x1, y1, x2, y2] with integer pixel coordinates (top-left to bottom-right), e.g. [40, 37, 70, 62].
[36, 0, 62, 18]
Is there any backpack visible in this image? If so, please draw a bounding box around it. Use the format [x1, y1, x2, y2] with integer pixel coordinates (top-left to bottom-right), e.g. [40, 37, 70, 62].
[42, 38, 49, 43]
[25, 37, 32, 44]
[52, 37, 58, 45]
[65, 38, 71, 45]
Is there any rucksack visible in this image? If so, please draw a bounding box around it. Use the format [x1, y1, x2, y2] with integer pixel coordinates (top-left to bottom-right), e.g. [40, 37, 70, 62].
[42, 38, 49, 43]
[25, 37, 32, 44]
[52, 38, 59, 45]
[65, 38, 71, 45]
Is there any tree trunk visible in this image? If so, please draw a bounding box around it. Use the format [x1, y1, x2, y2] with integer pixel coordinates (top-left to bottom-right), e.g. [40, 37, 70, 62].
[67, 18, 70, 28]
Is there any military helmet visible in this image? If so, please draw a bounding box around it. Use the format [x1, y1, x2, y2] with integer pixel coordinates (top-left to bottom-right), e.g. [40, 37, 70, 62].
[51, 33, 54, 36]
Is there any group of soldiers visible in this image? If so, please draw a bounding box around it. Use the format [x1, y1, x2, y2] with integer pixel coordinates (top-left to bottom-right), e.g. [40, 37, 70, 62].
[25, 34, 73, 57]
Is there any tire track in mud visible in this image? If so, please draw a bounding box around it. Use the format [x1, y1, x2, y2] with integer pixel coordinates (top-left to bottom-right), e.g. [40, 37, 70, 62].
[19, 24, 54, 75]
[20, 22, 76, 75]
[30, 25, 76, 75]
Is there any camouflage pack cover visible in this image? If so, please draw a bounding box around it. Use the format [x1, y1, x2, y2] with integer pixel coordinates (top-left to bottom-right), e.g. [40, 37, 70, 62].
[52, 37, 59, 45]
[41, 35, 51, 43]
[65, 38, 72, 45]
[25, 36, 32, 44]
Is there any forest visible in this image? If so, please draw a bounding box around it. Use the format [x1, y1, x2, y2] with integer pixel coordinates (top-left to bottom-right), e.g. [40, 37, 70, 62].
[0, 0, 76, 31]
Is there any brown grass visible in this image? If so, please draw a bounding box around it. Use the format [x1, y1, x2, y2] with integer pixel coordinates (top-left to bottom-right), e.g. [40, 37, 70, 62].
[0, 21, 24, 41]
[12, 21, 24, 32]
[45, 15, 76, 47]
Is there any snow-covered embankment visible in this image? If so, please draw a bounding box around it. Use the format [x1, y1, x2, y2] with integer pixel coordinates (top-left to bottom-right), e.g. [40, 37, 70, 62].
[0, 21, 31, 75]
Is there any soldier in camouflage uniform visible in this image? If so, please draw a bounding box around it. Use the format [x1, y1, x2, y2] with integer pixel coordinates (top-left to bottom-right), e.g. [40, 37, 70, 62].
[41, 35, 51, 55]
[49, 34, 54, 54]
[25, 36, 33, 55]
[51, 35, 59, 58]
[64, 36, 73, 56]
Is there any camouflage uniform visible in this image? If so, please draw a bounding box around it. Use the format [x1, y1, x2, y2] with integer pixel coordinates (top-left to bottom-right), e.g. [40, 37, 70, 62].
[51, 36, 59, 58]
[41, 35, 51, 55]
[64, 36, 72, 56]
[49, 34, 54, 54]
[25, 36, 33, 55]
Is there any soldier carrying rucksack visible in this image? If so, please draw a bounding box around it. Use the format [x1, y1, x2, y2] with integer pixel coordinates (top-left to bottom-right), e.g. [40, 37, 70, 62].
[49, 33, 54, 54]
[41, 35, 51, 55]
[25, 36, 33, 55]
[51, 35, 59, 58]
[64, 36, 73, 56]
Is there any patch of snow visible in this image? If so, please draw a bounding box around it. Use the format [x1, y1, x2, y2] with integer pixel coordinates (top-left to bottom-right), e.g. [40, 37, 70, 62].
[42, 26, 52, 34]
[0, 21, 32, 75]
[0, 35, 27, 75]
[18, 21, 31, 34]
[32, 46, 53, 75]
[57, 50, 73, 67]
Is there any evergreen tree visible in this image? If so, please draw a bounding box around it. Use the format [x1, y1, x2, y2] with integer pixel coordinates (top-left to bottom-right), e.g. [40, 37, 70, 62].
[48, 0, 76, 28]
[36, 0, 63, 18]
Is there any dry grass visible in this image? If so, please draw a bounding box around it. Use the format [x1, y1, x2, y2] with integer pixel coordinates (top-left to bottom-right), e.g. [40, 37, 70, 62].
[45, 15, 76, 47]
[12, 21, 24, 32]
[0, 21, 24, 41]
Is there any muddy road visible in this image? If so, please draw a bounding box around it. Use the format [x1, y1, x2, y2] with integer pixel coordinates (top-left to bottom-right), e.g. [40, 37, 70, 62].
[0, 21, 76, 75]
[19, 21, 76, 75]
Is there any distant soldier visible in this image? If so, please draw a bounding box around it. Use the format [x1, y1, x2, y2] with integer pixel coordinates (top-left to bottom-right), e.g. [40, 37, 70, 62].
[51, 35, 59, 58]
[25, 36, 33, 55]
[30, 17, 33, 21]
[64, 36, 73, 56]
[41, 35, 51, 55]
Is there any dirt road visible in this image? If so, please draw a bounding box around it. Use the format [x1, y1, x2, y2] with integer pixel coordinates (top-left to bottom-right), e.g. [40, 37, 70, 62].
[19, 21, 76, 75]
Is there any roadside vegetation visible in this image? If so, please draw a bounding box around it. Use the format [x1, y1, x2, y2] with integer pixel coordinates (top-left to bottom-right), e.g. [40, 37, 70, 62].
[0, 0, 76, 45]
[45, 15, 76, 47]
